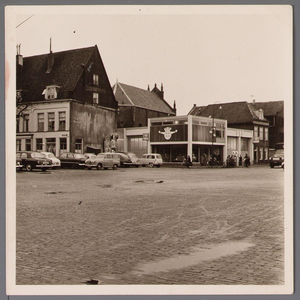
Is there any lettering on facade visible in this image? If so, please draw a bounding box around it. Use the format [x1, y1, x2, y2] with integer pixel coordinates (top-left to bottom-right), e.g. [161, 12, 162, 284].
[158, 127, 178, 140]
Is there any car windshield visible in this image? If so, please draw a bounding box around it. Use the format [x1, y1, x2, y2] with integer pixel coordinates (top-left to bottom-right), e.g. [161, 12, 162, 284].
[74, 154, 86, 159]
[156, 154, 162, 159]
[48, 153, 55, 158]
[31, 152, 45, 158]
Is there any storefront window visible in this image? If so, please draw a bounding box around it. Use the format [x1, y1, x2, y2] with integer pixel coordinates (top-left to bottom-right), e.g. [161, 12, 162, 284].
[75, 139, 83, 153]
[36, 138, 43, 151]
[25, 139, 31, 151]
[46, 138, 56, 154]
[16, 139, 21, 151]
[60, 138, 67, 154]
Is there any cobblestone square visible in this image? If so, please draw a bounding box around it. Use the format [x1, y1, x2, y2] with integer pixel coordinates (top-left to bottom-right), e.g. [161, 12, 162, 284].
[16, 165, 285, 285]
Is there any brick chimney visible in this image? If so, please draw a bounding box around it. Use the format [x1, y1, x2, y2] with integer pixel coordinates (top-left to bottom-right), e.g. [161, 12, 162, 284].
[16, 44, 23, 72]
[46, 38, 54, 73]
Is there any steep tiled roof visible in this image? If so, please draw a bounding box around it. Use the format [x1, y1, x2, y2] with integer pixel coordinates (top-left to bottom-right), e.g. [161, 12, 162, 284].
[197, 101, 268, 124]
[17, 46, 95, 102]
[252, 101, 284, 116]
[113, 82, 175, 115]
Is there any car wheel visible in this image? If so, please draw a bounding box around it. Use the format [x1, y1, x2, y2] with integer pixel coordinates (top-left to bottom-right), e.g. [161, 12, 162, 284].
[156, 165, 161, 168]
[25, 164, 32, 172]
[113, 164, 118, 170]
[270, 164, 274, 168]
[148, 163, 154, 168]
[97, 163, 102, 170]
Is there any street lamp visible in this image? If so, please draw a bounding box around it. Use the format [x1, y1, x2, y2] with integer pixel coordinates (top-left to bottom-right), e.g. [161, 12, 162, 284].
[209, 101, 222, 163]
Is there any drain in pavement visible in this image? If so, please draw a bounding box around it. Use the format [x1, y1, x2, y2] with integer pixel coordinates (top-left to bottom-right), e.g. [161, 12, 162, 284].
[135, 180, 164, 184]
[45, 191, 66, 194]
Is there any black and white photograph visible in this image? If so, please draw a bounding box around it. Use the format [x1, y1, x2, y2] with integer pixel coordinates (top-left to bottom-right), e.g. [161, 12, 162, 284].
[5, 4, 293, 295]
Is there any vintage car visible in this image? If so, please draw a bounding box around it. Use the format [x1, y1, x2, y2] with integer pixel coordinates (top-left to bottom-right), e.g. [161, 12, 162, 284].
[16, 156, 24, 171]
[269, 149, 284, 168]
[139, 153, 163, 168]
[16, 151, 52, 172]
[85, 153, 120, 170]
[41, 152, 61, 169]
[59, 152, 87, 169]
[114, 152, 133, 167]
[118, 152, 140, 167]
[84, 153, 97, 160]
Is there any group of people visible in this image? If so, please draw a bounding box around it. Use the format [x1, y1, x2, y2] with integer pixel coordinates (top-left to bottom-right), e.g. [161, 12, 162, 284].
[182, 153, 251, 168]
[226, 154, 250, 168]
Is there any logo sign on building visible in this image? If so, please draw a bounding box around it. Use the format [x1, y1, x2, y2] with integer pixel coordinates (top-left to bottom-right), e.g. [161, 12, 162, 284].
[143, 133, 149, 141]
[158, 127, 178, 140]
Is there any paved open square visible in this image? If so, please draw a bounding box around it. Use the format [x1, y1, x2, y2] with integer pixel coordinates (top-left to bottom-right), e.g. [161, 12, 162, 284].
[16, 165, 284, 285]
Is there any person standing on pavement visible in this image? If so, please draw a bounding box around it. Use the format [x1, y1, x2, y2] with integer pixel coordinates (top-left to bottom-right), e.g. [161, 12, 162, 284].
[239, 155, 243, 167]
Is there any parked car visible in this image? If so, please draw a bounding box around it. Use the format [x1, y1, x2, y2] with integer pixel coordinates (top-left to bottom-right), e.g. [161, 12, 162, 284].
[84, 153, 97, 161]
[269, 149, 284, 168]
[139, 153, 163, 168]
[114, 152, 133, 167]
[59, 152, 87, 169]
[85, 153, 120, 170]
[118, 151, 140, 167]
[16, 151, 52, 172]
[16, 156, 24, 171]
[41, 152, 61, 169]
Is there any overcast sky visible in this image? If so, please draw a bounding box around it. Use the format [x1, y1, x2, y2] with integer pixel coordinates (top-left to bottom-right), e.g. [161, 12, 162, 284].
[10, 5, 292, 115]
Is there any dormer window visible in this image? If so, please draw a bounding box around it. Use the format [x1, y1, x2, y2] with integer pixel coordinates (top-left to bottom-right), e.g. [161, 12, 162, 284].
[93, 74, 99, 85]
[42, 85, 60, 100]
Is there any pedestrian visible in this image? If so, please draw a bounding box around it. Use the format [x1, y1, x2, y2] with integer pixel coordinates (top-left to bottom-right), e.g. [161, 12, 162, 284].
[239, 155, 242, 167]
[244, 154, 250, 167]
[186, 155, 192, 168]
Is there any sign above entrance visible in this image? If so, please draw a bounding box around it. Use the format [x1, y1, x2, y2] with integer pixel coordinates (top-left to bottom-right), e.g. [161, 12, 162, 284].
[158, 127, 178, 140]
[143, 133, 149, 141]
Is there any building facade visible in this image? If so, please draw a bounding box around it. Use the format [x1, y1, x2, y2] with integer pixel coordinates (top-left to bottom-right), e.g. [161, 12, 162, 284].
[16, 45, 118, 156]
[189, 101, 270, 164]
[118, 115, 253, 164]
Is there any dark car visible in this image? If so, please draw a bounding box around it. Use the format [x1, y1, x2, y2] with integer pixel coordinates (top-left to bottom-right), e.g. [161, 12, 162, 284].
[118, 151, 140, 167]
[59, 152, 87, 169]
[269, 149, 284, 168]
[16, 156, 24, 171]
[17, 151, 52, 172]
[114, 152, 133, 167]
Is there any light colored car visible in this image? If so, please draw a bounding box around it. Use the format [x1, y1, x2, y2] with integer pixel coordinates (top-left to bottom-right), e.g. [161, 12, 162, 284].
[139, 153, 163, 168]
[41, 152, 61, 169]
[84, 153, 97, 160]
[85, 153, 120, 170]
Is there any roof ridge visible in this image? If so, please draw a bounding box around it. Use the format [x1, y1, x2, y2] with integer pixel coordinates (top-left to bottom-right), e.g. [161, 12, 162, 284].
[23, 46, 95, 59]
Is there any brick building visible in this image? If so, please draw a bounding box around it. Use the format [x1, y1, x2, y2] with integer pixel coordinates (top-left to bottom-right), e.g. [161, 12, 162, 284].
[189, 101, 270, 164]
[16, 45, 118, 155]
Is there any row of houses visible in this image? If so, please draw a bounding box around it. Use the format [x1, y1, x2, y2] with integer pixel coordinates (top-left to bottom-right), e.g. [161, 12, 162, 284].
[16, 44, 284, 164]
